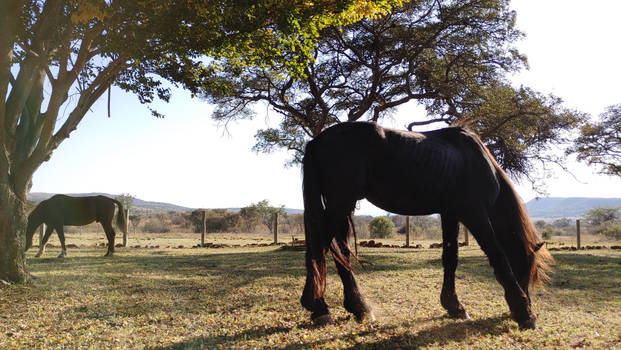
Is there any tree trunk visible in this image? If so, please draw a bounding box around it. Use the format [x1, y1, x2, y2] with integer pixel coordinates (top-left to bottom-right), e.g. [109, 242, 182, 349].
[0, 183, 29, 283]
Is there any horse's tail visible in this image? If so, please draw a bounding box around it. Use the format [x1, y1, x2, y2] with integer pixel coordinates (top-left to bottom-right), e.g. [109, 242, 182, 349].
[302, 139, 329, 300]
[302, 139, 352, 301]
[112, 199, 128, 235]
[486, 153, 553, 289]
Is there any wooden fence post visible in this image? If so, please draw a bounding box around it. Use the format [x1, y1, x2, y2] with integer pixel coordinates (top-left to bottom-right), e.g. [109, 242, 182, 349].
[123, 208, 129, 247]
[576, 219, 581, 249]
[405, 216, 410, 247]
[39, 223, 46, 248]
[201, 210, 207, 247]
[273, 213, 279, 244]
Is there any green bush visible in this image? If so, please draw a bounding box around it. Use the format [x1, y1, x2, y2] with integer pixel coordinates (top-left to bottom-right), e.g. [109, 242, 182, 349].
[594, 223, 621, 240]
[369, 216, 395, 238]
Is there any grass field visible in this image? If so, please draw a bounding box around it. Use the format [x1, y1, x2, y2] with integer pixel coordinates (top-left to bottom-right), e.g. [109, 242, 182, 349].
[1, 232, 620, 349]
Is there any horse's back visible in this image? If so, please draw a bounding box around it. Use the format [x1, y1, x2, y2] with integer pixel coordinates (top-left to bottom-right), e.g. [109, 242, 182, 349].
[42, 195, 115, 226]
[307, 122, 499, 215]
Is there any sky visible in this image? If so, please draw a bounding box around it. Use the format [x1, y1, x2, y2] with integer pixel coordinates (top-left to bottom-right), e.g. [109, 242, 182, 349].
[30, 0, 621, 216]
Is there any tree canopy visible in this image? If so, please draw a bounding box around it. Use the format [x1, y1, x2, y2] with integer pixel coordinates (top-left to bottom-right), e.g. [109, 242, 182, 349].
[0, 0, 401, 283]
[202, 0, 584, 181]
[569, 104, 621, 177]
[585, 206, 620, 226]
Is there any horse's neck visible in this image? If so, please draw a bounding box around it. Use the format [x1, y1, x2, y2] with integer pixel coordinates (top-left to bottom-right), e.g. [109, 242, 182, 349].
[31, 208, 46, 227]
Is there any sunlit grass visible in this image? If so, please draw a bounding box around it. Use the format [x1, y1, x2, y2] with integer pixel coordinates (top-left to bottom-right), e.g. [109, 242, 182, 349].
[1, 235, 619, 349]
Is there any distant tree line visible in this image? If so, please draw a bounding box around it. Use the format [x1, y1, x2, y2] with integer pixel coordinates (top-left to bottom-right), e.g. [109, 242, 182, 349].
[533, 206, 621, 240]
[41, 197, 621, 241]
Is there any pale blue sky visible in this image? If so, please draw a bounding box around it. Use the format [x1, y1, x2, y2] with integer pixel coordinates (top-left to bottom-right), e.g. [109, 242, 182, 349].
[31, 0, 621, 216]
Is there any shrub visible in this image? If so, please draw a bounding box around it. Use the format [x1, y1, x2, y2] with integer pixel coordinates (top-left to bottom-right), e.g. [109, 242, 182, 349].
[142, 218, 170, 233]
[594, 223, 621, 240]
[369, 216, 395, 238]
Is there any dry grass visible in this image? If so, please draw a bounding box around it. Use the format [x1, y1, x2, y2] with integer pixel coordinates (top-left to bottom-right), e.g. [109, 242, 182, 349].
[1, 232, 620, 349]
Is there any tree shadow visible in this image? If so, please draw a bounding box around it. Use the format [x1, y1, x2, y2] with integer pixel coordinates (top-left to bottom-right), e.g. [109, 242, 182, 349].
[23, 249, 308, 314]
[542, 253, 621, 291]
[154, 325, 294, 350]
[155, 313, 513, 349]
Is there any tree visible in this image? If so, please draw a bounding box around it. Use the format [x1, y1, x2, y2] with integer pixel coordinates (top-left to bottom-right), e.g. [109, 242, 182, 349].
[534, 220, 547, 231]
[552, 218, 570, 228]
[368, 216, 395, 238]
[115, 193, 134, 210]
[239, 200, 287, 233]
[204, 0, 583, 175]
[585, 206, 620, 226]
[128, 214, 141, 234]
[288, 213, 305, 234]
[0, 0, 397, 283]
[459, 83, 584, 183]
[569, 104, 621, 177]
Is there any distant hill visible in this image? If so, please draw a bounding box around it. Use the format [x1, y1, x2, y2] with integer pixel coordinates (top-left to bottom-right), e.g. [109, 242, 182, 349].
[27, 192, 304, 215]
[526, 197, 621, 219]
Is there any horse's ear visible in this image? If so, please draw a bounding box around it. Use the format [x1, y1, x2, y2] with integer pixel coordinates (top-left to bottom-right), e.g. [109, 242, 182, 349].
[534, 242, 545, 252]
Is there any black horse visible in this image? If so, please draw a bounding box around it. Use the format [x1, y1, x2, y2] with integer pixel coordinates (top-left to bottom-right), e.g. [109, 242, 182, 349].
[300, 122, 552, 330]
[25, 195, 127, 257]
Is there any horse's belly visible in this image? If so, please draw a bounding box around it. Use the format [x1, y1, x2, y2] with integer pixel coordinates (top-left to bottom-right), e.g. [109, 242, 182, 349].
[63, 212, 96, 226]
[365, 188, 443, 216]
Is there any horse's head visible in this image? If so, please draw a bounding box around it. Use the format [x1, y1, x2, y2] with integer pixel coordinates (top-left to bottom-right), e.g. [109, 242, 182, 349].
[24, 211, 39, 251]
[504, 234, 551, 300]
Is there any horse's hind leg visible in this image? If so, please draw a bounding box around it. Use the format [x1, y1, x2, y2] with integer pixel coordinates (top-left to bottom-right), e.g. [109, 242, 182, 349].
[301, 246, 331, 325]
[440, 215, 469, 319]
[461, 211, 536, 329]
[331, 212, 374, 323]
[35, 225, 54, 257]
[56, 226, 67, 258]
[102, 222, 116, 257]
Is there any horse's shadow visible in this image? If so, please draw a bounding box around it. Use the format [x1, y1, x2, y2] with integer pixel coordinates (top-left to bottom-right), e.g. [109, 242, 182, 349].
[155, 314, 513, 349]
[342, 314, 513, 349]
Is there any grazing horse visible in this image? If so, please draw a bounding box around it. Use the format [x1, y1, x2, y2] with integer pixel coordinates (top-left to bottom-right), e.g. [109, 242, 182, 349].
[300, 122, 552, 330]
[25, 195, 127, 257]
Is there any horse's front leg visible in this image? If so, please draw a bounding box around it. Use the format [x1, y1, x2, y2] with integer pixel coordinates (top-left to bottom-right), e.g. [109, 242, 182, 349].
[56, 226, 67, 258]
[102, 223, 116, 257]
[35, 225, 54, 258]
[440, 215, 469, 319]
[462, 212, 536, 329]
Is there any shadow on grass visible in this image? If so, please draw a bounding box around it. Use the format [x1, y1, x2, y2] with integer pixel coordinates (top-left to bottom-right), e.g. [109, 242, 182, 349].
[155, 314, 512, 350]
[155, 325, 294, 350]
[543, 253, 621, 291]
[342, 314, 513, 350]
[28, 249, 307, 277]
[21, 249, 309, 316]
[451, 252, 621, 292]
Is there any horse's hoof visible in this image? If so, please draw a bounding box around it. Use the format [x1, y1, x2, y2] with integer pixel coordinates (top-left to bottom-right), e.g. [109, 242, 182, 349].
[57, 254, 65, 259]
[34, 253, 42, 258]
[448, 309, 470, 320]
[104, 252, 113, 257]
[354, 309, 376, 323]
[518, 318, 537, 330]
[312, 314, 334, 327]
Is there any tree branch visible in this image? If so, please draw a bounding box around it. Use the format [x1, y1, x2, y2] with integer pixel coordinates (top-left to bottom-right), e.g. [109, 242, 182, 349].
[407, 117, 451, 130]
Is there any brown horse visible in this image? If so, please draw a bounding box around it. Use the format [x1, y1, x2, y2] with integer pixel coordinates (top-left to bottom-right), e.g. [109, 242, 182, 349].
[300, 122, 552, 330]
[25, 195, 127, 257]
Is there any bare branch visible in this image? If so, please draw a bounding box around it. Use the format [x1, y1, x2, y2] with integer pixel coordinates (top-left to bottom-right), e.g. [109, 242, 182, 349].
[407, 118, 451, 131]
